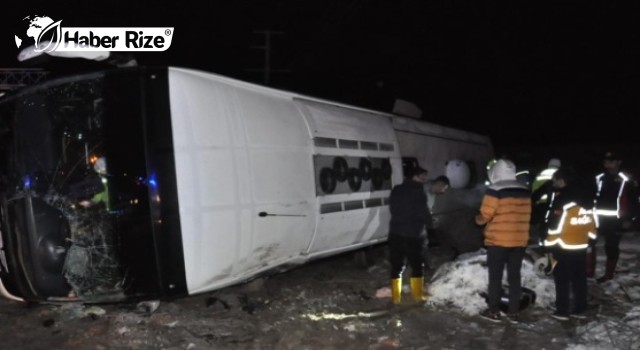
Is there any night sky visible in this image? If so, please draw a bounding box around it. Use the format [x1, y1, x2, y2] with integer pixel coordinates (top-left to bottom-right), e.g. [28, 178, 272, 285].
[2, 1, 640, 167]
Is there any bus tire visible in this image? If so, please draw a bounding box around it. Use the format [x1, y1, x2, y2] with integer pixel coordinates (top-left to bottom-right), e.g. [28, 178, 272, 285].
[319, 167, 337, 194]
[359, 158, 372, 181]
[333, 157, 348, 182]
[381, 159, 392, 180]
[371, 169, 384, 190]
[347, 168, 362, 191]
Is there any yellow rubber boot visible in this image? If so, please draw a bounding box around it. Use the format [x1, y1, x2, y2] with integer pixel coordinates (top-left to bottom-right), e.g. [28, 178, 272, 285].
[410, 277, 427, 302]
[391, 278, 402, 304]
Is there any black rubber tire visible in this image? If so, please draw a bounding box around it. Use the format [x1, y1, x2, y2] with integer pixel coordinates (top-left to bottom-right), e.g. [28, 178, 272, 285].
[347, 168, 363, 191]
[381, 159, 392, 180]
[333, 157, 349, 182]
[319, 167, 337, 194]
[371, 168, 384, 191]
[359, 158, 372, 181]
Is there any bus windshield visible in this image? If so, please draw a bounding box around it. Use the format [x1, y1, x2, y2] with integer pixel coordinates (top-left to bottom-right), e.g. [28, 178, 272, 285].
[0, 70, 154, 301]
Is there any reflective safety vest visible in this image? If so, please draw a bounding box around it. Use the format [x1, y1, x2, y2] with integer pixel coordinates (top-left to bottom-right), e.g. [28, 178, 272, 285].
[544, 202, 597, 250]
[594, 172, 630, 221]
[532, 167, 558, 204]
[532, 167, 558, 193]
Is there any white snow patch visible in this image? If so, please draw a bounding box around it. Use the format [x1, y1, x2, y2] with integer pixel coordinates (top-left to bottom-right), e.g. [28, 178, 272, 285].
[427, 248, 555, 315]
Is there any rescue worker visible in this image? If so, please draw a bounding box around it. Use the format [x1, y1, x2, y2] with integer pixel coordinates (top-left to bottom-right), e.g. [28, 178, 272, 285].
[388, 166, 429, 304]
[476, 159, 531, 324]
[532, 158, 562, 195]
[590, 151, 638, 282]
[543, 168, 596, 321]
[531, 158, 562, 245]
[78, 156, 110, 210]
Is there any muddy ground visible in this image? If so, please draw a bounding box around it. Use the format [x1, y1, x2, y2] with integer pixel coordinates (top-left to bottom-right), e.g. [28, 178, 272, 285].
[0, 240, 633, 350]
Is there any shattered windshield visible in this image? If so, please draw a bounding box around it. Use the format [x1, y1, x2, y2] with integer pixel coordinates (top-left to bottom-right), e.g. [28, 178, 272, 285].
[1, 73, 130, 300]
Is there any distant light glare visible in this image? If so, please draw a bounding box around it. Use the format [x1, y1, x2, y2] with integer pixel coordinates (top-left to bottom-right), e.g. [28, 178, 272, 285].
[23, 177, 31, 189]
[148, 173, 158, 188]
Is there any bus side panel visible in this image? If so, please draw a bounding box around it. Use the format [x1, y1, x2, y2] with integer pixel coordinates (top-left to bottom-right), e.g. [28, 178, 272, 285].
[296, 100, 401, 255]
[168, 68, 315, 294]
[237, 87, 315, 274]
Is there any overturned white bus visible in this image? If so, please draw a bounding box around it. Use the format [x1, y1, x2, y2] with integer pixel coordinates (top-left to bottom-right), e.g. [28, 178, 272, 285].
[0, 67, 493, 303]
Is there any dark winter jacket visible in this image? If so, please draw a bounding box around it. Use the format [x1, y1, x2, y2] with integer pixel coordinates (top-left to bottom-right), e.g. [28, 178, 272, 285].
[389, 179, 428, 238]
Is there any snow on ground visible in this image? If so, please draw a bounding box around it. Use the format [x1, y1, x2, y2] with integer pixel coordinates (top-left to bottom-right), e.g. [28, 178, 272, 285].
[426, 231, 640, 350]
[428, 248, 556, 315]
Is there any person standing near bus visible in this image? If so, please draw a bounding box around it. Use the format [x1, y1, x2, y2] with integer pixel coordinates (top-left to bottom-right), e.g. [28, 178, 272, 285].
[532, 158, 562, 196]
[388, 167, 429, 304]
[531, 158, 561, 243]
[475, 159, 531, 324]
[591, 151, 638, 282]
[543, 168, 596, 321]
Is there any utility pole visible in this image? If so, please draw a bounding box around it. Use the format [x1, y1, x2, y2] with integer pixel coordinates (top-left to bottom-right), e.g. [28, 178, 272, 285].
[246, 30, 290, 85]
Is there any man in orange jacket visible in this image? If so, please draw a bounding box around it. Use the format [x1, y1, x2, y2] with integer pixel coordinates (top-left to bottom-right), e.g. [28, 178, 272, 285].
[476, 159, 531, 324]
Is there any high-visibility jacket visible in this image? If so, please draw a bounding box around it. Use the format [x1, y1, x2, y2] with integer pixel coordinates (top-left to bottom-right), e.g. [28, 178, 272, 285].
[544, 202, 597, 250]
[531, 167, 558, 205]
[594, 172, 636, 225]
[532, 167, 558, 193]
